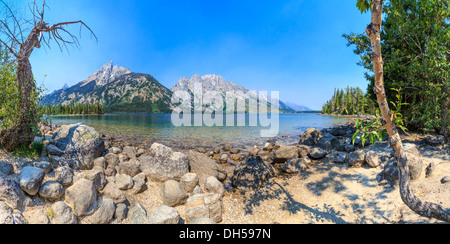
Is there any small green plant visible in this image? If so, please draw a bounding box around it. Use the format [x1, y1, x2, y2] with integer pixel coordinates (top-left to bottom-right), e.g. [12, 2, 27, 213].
[353, 88, 408, 146]
[46, 207, 54, 219]
[12, 141, 44, 160]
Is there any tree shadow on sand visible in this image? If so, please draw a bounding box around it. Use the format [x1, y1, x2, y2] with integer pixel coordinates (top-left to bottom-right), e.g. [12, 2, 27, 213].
[241, 180, 348, 224]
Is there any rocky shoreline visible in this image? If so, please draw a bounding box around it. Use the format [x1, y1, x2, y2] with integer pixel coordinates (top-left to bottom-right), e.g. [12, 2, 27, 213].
[0, 122, 449, 224]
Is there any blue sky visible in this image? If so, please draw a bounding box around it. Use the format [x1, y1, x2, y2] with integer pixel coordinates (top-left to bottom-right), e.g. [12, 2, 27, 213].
[24, 0, 371, 110]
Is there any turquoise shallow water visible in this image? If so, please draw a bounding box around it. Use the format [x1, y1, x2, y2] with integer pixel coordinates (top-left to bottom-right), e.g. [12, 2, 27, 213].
[49, 113, 350, 147]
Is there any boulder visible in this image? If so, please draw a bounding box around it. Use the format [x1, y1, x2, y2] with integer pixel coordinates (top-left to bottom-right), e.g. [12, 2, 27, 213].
[185, 193, 223, 223]
[365, 151, 380, 168]
[84, 197, 115, 224]
[297, 145, 311, 158]
[64, 178, 97, 217]
[118, 162, 141, 177]
[425, 135, 446, 146]
[148, 205, 180, 224]
[54, 166, 74, 187]
[51, 201, 78, 224]
[0, 201, 26, 224]
[27, 209, 50, 224]
[115, 203, 128, 221]
[104, 153, 120, 168]
[180, 173, 199, 194]
[0, 178, 25, 210]
[52, 123, 105, 170]
[122, 146, 137, 159]
[204, 176, 224, 198]
[282, 158, 309, 174]
[128, 202, 148, 224]
[47, 144, 64, 156]
[116, 174, 134, 190]
[379, 158, 399, 183]
[34, 161, 52, 174]
[186, 151, 227, 184]
[299, 128, 322, 146]
[308, 147, 328, 159]
[77, 168, 107, 192]
[317, 134, 339, 151]
[101, 182, 126, 204]
[39, 181, 64, 200]
[231, 156, 275, 191]
[333, 152, 348, 164]
[93, 157, 107, 169]
[140, 143, 189, 182]
[161, 180, 188, 207]
[346, 150, 366, 167]
[130, 172, 147, 195]
[0, 161, 14, 176]
[18, 166, 45, 196]
[274, 146, 299, 162]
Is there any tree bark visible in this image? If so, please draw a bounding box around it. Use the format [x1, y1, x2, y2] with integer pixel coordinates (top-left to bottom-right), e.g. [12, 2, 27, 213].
[367, 0, 449, 222]
[0, 26, 40, 150]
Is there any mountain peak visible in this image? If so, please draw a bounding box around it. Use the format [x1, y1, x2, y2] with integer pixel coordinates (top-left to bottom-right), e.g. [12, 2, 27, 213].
[82, 61, 131, 87]
[172, 74, 247, 94]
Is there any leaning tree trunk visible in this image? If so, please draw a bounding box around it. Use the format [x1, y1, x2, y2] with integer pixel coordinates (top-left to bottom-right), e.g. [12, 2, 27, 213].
[0, 26, 40, 150]
[367, 0, 449, 222]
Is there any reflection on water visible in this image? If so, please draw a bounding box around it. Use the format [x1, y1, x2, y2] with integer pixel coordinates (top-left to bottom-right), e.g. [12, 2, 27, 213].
[49, 113, 350, 147]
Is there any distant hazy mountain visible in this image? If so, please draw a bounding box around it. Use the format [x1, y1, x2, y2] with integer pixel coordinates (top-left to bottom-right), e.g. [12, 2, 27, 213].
[44, 61, 173, 113]
[283, 101, 312, 112]
[171, 74, 294, 112]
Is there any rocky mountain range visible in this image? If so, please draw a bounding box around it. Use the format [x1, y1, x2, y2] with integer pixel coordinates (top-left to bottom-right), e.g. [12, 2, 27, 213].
[44, 61, 310, 113]
[43, 62, 173, 113]
[171, 74, 295, 112]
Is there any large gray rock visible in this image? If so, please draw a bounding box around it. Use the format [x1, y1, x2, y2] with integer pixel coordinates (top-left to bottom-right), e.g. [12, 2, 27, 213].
[52, 123, 105, 170]
[180, 173, 199, 194]
[185, 151, 227, 185]
[299, 128, 322, 146]
[39, 181, 64, 201]
[55, 166, 74, 187]
[204, 176, 224, 198]
[101, 182, 126, 204]
[308, 147, 328, 159]
[161, 180, 188, 207]
[118, 162, 141, 177]
[232, 156, 275, 191]
[148, 205, 180, 224]
[346, 150, 366, 167]
[0, 161, 14, 176]
[18, 166, 45, 196]
[128, 202, 148, 224]
[425, 135, 445, 146]
[140, 143, 189, 182]
[84, 197, 116, 224]
[65, 178, 97, 217]
[274, 146, 299, 162]
[51, 201, 78, 224]
[365, 151, 380, 168]
[0, 201, 26, 224]
[317, 134, 339, 151]
[0, 178, 25, 210]
[282, 158, 309, 174]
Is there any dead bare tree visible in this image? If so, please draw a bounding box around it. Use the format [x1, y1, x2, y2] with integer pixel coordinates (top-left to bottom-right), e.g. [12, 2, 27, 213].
[0, 0, 97, 150]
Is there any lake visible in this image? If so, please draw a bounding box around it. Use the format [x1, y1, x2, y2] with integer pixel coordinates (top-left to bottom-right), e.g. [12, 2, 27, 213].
[49, 113, 350, 148]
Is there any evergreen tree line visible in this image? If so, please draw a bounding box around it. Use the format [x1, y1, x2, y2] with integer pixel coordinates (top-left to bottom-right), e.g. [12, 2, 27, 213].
[321, 86, 376, 115]
[343, 0, 449, 137]
[43, 101, 105, 115]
